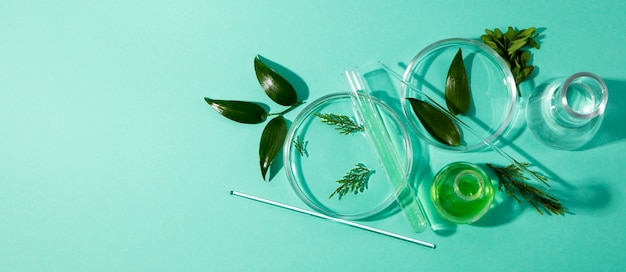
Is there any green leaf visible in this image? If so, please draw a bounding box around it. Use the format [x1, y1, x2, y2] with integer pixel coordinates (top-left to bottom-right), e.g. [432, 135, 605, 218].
[407, 98, 461, 146]
[507, 39, 527, 55]
[259, 115, 287, 180]
[520, 50, 531, 64]
[445, 49, 471, 115]
[512, 28, 532, 41]
[529, 38, 540, 49]
[482, 39, 498, 50]
[512, 55, 522, 69]
[204, 97, 268, 124]
[518, 27, 536, 39]
[521, 66, 534, 79]
[494, 28, 502, 38]
[254, 55, 298, 106]
[480, 26, 542, 97]
[505, 26, 516, 40]
[493, 38, 505, 50]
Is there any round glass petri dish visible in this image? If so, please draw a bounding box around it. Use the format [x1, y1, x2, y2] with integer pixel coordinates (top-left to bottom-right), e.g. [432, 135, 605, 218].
[400, 38, 518, 152]
[284, 93, 415, 220]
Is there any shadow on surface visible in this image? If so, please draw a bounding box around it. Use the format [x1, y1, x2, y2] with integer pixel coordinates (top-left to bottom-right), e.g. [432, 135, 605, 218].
[472, 193, 523, 227]
[416, 166, 459, 236]
[581, 79, 626, 150]
[557, 180, 612, 215]
[496, 135, 574, 189]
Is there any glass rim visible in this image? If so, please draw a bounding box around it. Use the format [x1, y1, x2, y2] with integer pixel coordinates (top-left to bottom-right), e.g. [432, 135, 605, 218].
[560, 72, 609, 119]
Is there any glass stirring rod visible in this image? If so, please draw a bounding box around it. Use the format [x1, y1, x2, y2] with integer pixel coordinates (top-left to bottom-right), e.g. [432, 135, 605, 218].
[230, 190, 436, 249]
[345, 70, 429, 233]
[379, 62, 550, 188]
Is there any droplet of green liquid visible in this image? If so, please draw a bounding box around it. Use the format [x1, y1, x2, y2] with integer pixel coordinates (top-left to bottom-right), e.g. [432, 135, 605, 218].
[430, 162, 494, 224]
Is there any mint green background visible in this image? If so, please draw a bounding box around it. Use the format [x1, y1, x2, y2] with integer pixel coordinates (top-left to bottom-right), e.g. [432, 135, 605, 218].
[1, 0, 625, 271]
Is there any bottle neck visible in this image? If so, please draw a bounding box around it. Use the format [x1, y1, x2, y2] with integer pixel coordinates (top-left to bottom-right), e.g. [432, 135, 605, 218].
[550, 72, 608, 127]
[453, 170, 485, 201]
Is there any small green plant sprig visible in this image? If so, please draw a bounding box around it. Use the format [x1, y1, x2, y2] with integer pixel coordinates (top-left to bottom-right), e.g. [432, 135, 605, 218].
[313, 113, 370, 200]
[329, 164, 373, 200]
[292, 136, 309, 157]
[314, 113, 364, 135]
[480, 26, 541, 96]
[487, 162, 566, 216]
[205, 55, 304, 180]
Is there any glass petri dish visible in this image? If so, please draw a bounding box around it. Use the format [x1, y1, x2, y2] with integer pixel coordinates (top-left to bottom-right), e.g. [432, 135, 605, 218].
[401, 38, 518, 152]
[284, 93, 415, 220]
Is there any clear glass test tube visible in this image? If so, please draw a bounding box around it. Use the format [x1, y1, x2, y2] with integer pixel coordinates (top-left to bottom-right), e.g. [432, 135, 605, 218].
[345, 70, 428, 233]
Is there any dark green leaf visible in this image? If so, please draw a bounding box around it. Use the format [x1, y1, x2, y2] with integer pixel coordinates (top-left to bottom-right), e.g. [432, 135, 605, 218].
[520, 50, 531, 64]
[505, 26, 516, 40]
[204, 97, 268, 124]
[494, 28, 502, 38]
[493, 38, 505, 50]
[512, 55, 522, 68]
[445, 49, 471, 115]
[254, 55, 298, 106]
[521, 66, 534, 79]
[407, 98, 461, 146]
[259, 116, 287, 180]
[512, 66, 522, 82]
[529, 38, 540, 49]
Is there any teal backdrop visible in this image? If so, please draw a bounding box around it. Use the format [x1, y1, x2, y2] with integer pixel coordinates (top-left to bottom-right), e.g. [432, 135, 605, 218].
[1, 0, 625, 271]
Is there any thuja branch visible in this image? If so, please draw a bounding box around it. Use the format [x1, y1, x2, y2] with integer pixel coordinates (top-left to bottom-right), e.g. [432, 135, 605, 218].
[487, 162, 566, 216]
[314, 113, 364, 135]
[329, 164, 373, 200]
[292, 136, 309, 157]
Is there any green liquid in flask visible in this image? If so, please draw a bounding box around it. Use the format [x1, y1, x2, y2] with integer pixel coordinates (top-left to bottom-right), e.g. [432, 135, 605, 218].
[430, 162, 494, 224]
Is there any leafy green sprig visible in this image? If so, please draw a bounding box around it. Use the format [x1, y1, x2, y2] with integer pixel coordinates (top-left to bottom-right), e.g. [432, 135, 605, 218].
[480, 26, 541, 96]
[487, 162, 566, 216]
[314, 113, 364, 135]
[329, 164, 373, 200]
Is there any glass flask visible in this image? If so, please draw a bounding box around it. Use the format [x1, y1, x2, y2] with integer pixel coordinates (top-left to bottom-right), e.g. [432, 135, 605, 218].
[430, 162, 494, 224]
[526, 72, 609, 150]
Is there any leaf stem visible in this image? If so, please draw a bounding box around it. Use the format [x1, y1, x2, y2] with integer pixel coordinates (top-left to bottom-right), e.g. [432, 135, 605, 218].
[269, 101, 305, 116]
